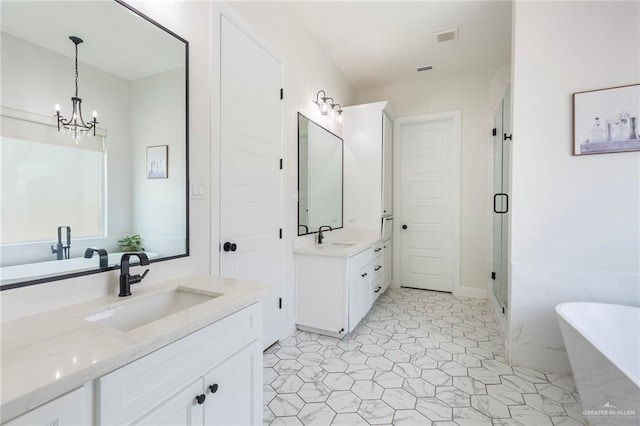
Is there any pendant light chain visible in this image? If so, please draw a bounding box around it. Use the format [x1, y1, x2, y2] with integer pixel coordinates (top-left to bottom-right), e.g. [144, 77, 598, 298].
[74, 41, 79, 98]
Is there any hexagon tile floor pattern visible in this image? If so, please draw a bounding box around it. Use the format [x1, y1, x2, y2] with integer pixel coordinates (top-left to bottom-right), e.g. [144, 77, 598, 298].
[263, 288, 585, 426]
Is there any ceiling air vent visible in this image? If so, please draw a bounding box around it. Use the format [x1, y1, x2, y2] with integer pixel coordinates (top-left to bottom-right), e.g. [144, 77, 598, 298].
[434, 27, 459, 43]
[417, 66, 433, 72]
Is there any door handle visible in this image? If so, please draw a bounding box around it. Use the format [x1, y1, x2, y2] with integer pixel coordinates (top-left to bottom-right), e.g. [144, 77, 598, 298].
[402, 224, 408, 230]
[223, 242, 237, 252]
[493, 193, 509, 214]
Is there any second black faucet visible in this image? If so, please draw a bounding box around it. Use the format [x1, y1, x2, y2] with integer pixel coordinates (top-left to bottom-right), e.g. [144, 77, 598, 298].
[317, 225, 333, 244]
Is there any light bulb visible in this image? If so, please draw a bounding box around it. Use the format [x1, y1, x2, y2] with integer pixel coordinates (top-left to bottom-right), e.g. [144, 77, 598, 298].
[338, 113, 343, 123]
[320, 100, 328, 116]
[92, 110, 98, 118]
[55, 104, 61, 112]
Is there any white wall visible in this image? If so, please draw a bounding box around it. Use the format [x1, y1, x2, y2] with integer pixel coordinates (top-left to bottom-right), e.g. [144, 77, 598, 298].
[509, 1, 640, 374]
[357, 67, 508, 295]
[1, 1, 212, 321]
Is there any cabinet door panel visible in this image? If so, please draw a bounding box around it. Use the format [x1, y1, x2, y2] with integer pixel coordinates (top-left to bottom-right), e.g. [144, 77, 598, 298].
[348, 272, 362, 332]
[133, 380, 203, 426]
[296, 255, 347, 334]
[361, 264, 373, 316]
[203, 341, 262, 426]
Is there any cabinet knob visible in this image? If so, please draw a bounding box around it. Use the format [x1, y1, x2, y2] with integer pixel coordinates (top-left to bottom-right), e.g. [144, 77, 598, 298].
[361, 272, 368, 277]
[402, 224, 408, 230]
[209, 383, 219, 394]
[195, 394, 206, 405]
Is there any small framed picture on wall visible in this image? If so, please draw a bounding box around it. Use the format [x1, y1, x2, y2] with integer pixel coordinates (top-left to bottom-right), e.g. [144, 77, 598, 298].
[573, 83, 640, 155]
[146, 145, 168, 179]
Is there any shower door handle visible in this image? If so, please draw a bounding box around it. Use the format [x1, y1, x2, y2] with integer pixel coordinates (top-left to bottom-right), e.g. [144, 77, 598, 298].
[493, 193, 509, 214]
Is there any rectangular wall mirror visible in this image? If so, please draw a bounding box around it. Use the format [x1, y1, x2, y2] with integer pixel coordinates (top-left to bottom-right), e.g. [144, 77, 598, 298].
[298, 113, 343, 236]
[0, 0, 189, 289]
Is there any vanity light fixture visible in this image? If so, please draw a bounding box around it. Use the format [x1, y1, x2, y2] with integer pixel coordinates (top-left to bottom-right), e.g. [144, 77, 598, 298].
[313, 90, 330, 115]
[55, 36, 98, 141]
[331, 101, 344, 123]
[312, 90, 343, 120]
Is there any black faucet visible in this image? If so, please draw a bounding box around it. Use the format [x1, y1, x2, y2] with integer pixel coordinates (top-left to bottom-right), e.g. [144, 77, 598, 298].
[51, 226, 71, 260]
[317, 225, 333, 244]
[84, 247, 109, 268]
[119, 253, 150, 297]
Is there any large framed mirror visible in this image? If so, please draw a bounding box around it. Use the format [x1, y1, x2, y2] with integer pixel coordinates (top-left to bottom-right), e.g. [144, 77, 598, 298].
[297, 113, 343, 236]
[0, 0, 189, 289]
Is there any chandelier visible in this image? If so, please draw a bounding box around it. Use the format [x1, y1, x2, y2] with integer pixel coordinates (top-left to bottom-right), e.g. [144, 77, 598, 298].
[55, 36, 98, 140]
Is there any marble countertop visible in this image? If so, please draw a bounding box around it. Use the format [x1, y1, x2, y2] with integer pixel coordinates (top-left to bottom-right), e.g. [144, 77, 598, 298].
[0, 275, 269, 423]
[293, 235, 386, 258]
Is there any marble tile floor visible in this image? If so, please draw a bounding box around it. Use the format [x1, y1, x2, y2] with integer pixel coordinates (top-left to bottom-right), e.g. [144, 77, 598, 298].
[263, 288, 585, 426]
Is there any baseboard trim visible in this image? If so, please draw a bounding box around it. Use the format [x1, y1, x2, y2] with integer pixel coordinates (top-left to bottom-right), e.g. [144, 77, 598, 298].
[455, 286, 487, 299]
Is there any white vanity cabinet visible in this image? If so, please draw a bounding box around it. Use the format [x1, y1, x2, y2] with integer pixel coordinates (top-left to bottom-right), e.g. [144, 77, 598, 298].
[343, 101, 394, 230]
[296, 247, 374, 336]
[4, 387, 89, 426]
[96, 302, 262, 426]
[135, 341, 261, 426]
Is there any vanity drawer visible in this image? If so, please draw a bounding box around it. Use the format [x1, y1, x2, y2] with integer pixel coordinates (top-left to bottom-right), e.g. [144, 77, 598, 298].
[372, 243, 384, 260]
[372, 261, 383, 282]
[349, 248, 372, 273]
[373, 275, 383, 300]
[96, 302, 261, 425]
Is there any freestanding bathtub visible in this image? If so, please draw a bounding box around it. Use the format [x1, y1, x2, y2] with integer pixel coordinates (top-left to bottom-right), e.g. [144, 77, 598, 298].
[556, 302, 640, 425]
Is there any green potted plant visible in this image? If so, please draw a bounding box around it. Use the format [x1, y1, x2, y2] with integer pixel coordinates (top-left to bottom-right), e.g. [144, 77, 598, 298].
[118, 234, 144, 252]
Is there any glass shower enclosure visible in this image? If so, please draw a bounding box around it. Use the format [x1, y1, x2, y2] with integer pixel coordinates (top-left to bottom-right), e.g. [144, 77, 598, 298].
[492, 87, 511, 315]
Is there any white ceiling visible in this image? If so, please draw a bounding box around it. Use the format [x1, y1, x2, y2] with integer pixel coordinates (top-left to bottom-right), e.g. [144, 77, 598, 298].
[0, 1, 185, 81]
[287, 1, 512, 90]
[1, 1, 510, 88]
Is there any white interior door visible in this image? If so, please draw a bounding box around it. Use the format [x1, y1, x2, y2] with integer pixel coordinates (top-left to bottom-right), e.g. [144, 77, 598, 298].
[398, 114, 460, 293]
[220, 16, 283, 349]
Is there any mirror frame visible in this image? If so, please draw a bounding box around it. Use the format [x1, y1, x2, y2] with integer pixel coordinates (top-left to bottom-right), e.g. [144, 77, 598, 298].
[297, 112, 344, 236]
[0, 0, 189, 291]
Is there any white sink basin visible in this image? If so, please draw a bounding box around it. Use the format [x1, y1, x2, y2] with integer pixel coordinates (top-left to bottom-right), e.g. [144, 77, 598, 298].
[83, 287, 220, 331]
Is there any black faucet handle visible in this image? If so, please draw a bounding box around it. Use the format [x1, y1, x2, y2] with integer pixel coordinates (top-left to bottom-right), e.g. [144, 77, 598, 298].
[130, 269, 150, 285]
